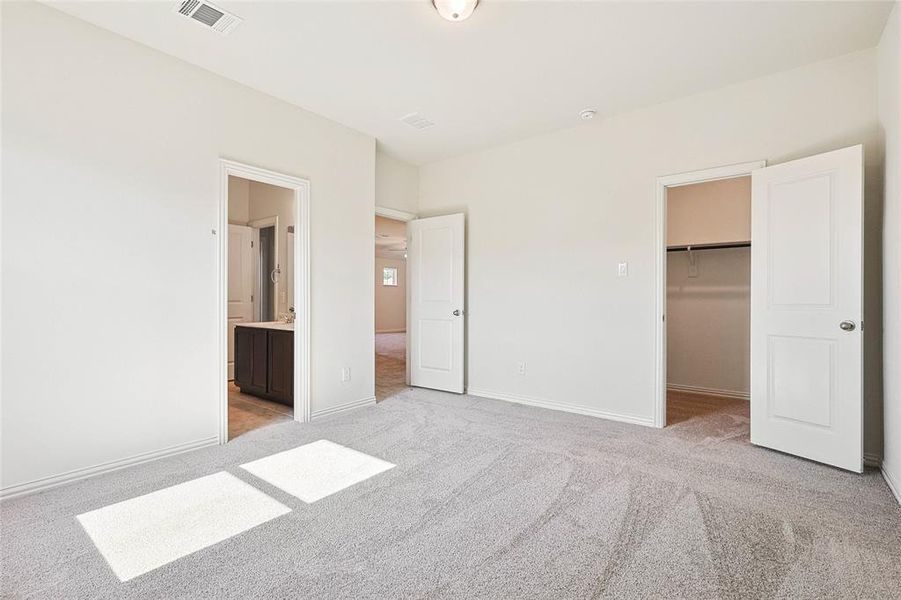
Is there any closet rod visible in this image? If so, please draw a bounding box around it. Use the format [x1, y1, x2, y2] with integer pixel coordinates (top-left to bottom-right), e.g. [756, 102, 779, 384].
[666, 242, 751, 253]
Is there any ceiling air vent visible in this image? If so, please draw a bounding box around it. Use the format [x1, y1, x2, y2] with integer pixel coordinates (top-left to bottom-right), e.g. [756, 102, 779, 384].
[399, 113, 436, 131]
[175, 0, 242, 35]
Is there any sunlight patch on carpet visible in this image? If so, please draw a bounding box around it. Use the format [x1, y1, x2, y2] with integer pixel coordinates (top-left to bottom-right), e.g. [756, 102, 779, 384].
[77, 472, 290, 581]
[241, 439, 395, 503]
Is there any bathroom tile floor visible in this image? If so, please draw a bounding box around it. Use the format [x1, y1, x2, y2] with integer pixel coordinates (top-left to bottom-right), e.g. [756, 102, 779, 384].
[228, 383, 293, 440]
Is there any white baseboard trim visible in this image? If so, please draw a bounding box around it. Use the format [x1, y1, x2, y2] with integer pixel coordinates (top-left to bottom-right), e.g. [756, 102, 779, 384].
[311, 396, 376, 420]
[667, 383, 750, 401]
[882, 464, 901, 506]
[375, 328, 406, 334]
[466, 388, 655, 428]
[0, 436, 219, 501]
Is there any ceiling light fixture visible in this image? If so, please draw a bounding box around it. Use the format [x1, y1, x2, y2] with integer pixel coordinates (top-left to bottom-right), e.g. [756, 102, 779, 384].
[579, 109, 597, 121]
[432, 0, 479, 22]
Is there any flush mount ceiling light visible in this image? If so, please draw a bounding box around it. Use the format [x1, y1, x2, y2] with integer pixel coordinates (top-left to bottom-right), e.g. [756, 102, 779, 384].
[432, 0, 479, 22]
[579, 109, 597, 121]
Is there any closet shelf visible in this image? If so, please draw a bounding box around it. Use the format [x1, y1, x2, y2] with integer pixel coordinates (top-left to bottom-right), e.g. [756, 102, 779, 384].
[666, 241, 750, 252]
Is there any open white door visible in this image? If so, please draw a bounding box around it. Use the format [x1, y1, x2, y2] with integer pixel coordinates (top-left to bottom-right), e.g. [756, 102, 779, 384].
[227, 224, 256, 380]
[408, 213, 465, 393]
[750, 145, 863, 472]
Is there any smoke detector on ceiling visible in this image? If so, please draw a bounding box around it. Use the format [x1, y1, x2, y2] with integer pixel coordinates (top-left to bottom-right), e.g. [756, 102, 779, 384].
[174, 0, 242, 35]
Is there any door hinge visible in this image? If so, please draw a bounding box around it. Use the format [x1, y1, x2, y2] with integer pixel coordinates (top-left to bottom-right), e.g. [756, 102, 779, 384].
[251, 294, 254, 302]
[251, 240, 254, 248]
[662, 314, 666, 322]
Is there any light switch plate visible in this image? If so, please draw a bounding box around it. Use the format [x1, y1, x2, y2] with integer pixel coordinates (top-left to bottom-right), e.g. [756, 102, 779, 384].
[617, 262, 628, 277]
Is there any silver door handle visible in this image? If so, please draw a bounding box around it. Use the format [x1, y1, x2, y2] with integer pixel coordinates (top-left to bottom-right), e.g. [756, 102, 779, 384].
[840, 320, 856, 331]
[453, 310, 461, 316]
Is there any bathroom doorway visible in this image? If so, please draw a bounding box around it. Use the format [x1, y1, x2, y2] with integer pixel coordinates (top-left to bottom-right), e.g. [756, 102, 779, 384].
[219, 160, 310, 443]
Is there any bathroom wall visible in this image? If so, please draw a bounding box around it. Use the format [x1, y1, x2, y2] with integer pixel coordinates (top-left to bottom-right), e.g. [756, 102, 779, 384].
[228, 176, 251, 224]
[247, 181, 295, 318]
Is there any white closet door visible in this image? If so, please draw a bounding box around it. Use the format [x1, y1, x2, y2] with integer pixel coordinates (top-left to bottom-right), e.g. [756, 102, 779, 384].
[227, 224, 256, 380]
[750, 145, 863, 472]
[408, 214, 465, 393]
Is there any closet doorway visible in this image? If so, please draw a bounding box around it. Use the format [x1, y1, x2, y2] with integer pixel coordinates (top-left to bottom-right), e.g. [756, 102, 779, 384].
[654, 161, 764, 429]
[654, 148, 865, 472]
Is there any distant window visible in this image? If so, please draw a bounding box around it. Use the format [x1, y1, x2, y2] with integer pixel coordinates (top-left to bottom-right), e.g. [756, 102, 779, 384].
[382, 267, 398, 287]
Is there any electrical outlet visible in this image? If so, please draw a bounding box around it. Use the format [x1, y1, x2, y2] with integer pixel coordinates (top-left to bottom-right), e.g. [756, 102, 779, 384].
[517, 362, 526, 375]
[341, 367, 351, 383]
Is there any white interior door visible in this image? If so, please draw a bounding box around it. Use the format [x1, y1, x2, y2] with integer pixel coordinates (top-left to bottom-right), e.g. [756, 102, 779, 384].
[227, 224, 256, 380]
[750, 145, 863, 472]
[409, 213, 465, 393]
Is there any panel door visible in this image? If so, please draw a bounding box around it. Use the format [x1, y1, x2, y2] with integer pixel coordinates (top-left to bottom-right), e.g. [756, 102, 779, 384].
[228, 224, 256, 379]
[409, 214, 465, 393]
[750, 145, 863, 472]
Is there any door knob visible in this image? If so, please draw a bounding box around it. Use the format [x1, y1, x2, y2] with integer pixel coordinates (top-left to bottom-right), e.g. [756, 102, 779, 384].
[839, 320, 856, 331]
[453, 309, 461, 316]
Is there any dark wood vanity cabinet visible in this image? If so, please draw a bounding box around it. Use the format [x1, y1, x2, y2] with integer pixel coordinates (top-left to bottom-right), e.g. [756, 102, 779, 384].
[234, 326, 293, 406]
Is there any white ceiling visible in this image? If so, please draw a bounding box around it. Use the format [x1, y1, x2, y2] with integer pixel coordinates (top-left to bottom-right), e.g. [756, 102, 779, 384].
[49, 1, 893, 165]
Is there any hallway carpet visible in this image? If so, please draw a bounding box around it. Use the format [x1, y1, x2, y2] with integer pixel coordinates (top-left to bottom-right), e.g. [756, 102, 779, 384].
[2, 388, 899, 599]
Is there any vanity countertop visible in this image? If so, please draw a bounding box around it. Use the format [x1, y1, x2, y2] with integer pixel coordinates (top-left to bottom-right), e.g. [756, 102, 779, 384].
[236, 321, 294, 331]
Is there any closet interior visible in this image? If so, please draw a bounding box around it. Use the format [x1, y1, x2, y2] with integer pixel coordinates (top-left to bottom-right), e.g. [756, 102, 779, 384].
[666, 175, 752, 425]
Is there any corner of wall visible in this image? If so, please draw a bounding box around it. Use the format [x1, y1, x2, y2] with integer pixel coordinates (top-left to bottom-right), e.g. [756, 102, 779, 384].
[877, 1, 901, 505]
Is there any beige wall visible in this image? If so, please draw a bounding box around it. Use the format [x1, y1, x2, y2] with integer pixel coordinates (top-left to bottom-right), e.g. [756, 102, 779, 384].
[228, 176, 250, 224]
[878, 3, 900, 499]
[667, 248, 750, 397]
[376, 150, 419, 214]
[1, 2, 376, 495]
[420, 49, 883, 459]
[376, 258, 406, 332]
[667, 177, 751, 247]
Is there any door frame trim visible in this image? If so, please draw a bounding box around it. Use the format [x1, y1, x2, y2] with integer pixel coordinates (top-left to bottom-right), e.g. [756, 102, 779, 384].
[375, 206, 417, 222]
[653, 160, 765, 428]
[219, 159, 311, 443]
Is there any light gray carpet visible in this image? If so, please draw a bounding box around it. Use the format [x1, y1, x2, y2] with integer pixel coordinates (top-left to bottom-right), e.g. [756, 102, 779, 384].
[2, 388, 900, 599]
